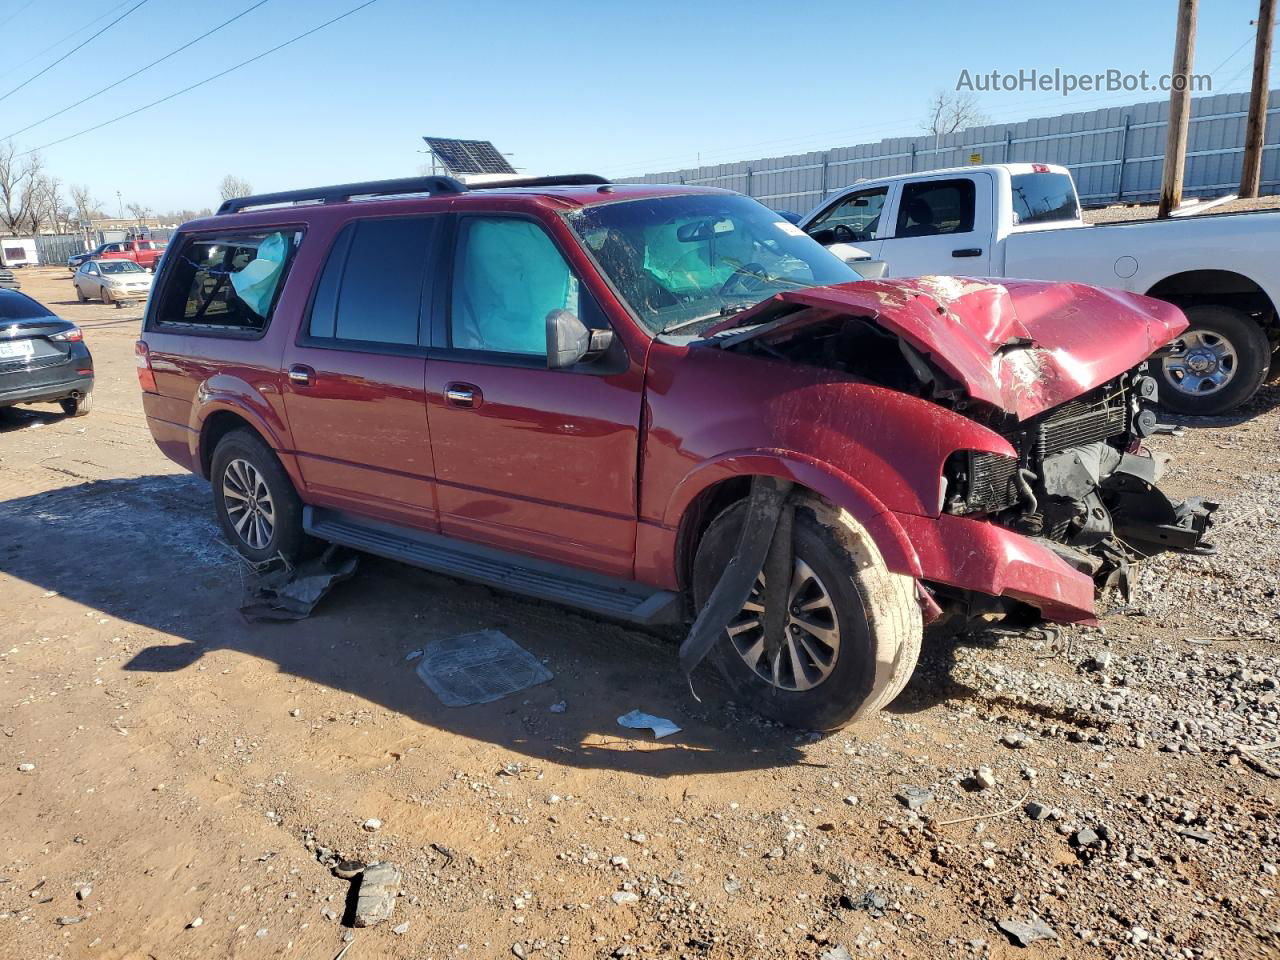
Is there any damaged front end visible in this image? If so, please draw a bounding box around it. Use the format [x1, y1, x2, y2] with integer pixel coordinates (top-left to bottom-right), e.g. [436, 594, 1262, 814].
[942, 369, 1217, 599]
[704, 275, 1217, 618]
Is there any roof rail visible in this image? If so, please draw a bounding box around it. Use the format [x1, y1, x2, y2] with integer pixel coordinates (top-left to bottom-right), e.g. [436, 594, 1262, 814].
[466, 174, 609, 190]
[216, 175, 467, 215]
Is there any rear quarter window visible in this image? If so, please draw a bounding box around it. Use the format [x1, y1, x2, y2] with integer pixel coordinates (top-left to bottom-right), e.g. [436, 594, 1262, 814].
[152, 229, 301, 334]
[1010, 172, 1079, 225]
[0, 289, 54, 320]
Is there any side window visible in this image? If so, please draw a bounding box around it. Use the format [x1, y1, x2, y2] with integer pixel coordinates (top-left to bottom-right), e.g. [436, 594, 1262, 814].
[895, 179, 976, 237]
[154, 229, 300, 331]
[450, 218, 594, 357]
[86, 263, 98, 275]
[807, 187, 888, 243]
[306, 217, 435, 346]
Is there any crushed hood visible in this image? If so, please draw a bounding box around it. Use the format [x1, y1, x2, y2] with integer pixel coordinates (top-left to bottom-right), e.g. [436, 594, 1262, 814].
[707, 276, 1188, 419]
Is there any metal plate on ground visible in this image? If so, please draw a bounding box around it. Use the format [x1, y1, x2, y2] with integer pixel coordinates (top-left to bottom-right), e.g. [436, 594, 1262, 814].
[415, 629, 552, 707]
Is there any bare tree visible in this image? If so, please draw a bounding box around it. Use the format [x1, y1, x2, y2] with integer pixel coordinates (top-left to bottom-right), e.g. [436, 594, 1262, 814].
[922, 91, 987, 147]
[219, 174, 253, 202]
[0, 141, 39, 235]
[69, 183, 102, 223]
[18, 155, 46, 234]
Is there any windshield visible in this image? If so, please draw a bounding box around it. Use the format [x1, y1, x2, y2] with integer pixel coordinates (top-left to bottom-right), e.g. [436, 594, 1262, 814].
[100, 260, 143, 274]
[566, 193, 859, 335]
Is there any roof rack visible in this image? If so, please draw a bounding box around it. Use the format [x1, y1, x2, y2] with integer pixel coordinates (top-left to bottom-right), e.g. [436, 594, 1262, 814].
[466, 174, 609, 190]
[215, 173, 612, 215]
[216, 175, 467, 215]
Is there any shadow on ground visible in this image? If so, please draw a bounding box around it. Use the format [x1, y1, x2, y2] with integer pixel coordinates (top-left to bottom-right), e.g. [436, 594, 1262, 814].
[0, 474, 813, 777]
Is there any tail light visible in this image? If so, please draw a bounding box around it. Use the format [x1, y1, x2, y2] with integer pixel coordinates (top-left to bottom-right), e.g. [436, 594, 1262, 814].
[1031, 163, 1051, 173]
[49, 326, 82, 342]
[135, 340, 158, 393]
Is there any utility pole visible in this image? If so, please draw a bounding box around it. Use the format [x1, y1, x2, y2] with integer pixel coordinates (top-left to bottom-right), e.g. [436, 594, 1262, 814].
[1239, 0, 1276, 198]
[116, 190, 123, 220]
[1159, 0, 1199, 219]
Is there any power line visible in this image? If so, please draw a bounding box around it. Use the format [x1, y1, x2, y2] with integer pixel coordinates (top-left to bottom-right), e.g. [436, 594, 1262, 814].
[21, 0, 382, 157]
[0, 0, 136, 84]
[3, 0, 274, 142]
[0, 0, 37, 30]
[1208, 31, 1259, 78]
[0, 0, 151, 106]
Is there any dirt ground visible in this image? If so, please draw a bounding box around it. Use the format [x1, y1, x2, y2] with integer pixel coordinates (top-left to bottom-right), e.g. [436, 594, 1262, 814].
[1, 266, 1277, 960]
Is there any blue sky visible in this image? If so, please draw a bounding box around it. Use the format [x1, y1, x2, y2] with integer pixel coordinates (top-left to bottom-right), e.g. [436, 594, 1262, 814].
[0, 0, 1275, 213]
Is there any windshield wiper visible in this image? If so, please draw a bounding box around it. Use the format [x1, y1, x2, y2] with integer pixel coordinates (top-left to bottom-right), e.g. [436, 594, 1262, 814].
[661, 303, 753, 335]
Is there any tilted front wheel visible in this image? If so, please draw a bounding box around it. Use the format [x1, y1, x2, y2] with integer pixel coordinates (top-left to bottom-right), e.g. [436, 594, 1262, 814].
[692, 496, 922, 730]
[210, 429, 306, 564]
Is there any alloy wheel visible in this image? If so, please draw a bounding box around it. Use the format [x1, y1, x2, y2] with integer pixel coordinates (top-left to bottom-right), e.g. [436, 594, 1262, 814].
[723, 558, 841, 691]
[222, 458, 276, 550]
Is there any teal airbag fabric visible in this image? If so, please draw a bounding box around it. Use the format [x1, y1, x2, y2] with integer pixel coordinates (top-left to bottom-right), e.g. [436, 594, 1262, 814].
[231, 231, 288, 318]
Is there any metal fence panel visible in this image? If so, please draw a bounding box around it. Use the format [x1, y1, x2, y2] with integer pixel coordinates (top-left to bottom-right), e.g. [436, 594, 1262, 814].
[626, 89, 1280, 211]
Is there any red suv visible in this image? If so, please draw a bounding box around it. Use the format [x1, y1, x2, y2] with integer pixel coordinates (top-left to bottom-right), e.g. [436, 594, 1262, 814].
[138, 174, 1213, 729]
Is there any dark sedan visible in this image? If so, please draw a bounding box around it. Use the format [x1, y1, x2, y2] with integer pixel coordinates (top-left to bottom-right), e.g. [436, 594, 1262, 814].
[0, 288, 93, 417]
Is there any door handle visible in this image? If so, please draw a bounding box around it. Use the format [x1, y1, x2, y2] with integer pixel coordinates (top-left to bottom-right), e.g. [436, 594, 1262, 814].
[288, 364, 314, 386]
[445, 382, 481, 408]
[952, 247, 983, 258]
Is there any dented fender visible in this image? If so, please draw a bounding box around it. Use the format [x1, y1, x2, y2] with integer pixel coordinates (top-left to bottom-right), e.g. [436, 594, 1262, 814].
[663, 451, 924, 580]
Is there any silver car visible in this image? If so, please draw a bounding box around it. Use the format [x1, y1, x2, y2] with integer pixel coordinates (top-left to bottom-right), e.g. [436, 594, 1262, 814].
[73, 259, 153, 308]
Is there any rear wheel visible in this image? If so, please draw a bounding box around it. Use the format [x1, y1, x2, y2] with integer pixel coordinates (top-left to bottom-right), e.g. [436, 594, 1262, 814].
[1157, 305, 1270, 415]
[692, 495, 921, 730]
[210, 429, 306, 564]
[59, 393, 91, 418]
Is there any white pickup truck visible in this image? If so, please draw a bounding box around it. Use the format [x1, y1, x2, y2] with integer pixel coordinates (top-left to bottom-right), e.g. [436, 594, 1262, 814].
[798, 163, 1279, 415]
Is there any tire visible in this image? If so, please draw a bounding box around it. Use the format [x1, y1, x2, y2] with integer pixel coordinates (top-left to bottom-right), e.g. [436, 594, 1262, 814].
[1156, 305, 1270, 415]
[59, 393, 91, 417]
[75, 286, 86, 303]
[210, 428, 306, 564]
[692, 495, 922, 730]
[100, 288, 112, 305]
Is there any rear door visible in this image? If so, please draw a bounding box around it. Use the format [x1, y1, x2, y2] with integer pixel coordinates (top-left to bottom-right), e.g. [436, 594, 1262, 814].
[423, 214, 643, 577]
[876, 173, 993, 277]
[281, 216, 440, 531]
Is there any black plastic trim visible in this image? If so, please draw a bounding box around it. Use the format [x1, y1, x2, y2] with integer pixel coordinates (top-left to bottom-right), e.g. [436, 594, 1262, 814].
[303, 506, 683, 626]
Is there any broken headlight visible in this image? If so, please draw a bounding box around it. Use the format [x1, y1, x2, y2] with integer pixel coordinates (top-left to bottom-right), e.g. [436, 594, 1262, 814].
[943, 450, 1021, 516]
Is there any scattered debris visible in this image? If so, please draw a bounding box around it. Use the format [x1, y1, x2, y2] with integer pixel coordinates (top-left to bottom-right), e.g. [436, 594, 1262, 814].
[404, 649, 423, 661]
[16, 762, 35, 772]
[415, 629, 553, 707]
[998, 914, 1057, 947]
[1000, 731, 1032, 749]
[973, 766, 996, 790]
[75, 885, 91, 901]
[820, 948, 854, 960]
[611, 891, 639, 905]
[334, 858, 364, 879]
[936, 791, 1032, 828]
[240, 547, 358, 621]
[392, 921, 411, 935]
[362, 818, 382, 832]
[895, 786, 932, 811]
[352, 861, 401, 928]
[617, 709, 682, 740]
[187, 917, 203, 928]
[549, 700, 566, 713]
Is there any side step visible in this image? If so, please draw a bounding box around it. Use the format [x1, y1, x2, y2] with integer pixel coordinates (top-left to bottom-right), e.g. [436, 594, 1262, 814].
[303, 507, 684, 626]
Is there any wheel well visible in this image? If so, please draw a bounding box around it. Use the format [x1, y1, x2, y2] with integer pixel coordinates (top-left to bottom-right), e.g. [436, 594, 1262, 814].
[1146, 270, 1277, 330]
[674, 477, 843, 591]
[199, 411, 259, 477]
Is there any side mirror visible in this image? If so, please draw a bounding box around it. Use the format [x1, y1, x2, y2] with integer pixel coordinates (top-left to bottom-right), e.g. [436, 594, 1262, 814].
[547, 309, 613, 369]
[847, 258, 888, 280]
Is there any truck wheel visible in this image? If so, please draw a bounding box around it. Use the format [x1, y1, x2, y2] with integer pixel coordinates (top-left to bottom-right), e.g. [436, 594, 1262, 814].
[692, 495, 922, 730]
[210, 428, 306, 565]
[1157, 305, 1270, 415]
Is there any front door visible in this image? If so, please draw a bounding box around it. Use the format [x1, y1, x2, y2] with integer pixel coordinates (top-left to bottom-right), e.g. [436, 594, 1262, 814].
[876, 174, 994, 277]
[281, 216, 440, 530]
[424, 215, 643, 578]
[802, 184, 888, 263]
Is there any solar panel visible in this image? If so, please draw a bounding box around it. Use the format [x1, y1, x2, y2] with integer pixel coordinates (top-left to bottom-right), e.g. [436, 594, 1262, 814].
[423, 137, 516, 175]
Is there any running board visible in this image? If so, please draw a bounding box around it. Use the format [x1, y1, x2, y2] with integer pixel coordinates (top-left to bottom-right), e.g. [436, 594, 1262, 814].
[303, 507, 684, 626]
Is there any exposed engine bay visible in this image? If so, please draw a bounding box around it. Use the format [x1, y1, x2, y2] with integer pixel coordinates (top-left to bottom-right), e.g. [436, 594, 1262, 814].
[715, 307, 1217, 602]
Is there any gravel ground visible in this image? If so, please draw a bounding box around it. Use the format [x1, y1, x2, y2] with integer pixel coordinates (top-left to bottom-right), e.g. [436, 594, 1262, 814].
[0, 267, 1277, 959]
[1084, 195, 1280, 224]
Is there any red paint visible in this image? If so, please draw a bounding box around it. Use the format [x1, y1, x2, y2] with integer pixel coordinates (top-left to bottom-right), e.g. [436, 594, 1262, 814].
[140, 183, 1186, 624]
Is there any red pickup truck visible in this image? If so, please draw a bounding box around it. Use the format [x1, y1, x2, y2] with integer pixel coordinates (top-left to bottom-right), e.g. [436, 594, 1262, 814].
[67, 239, 165, 272]
[136, 174, 1215, 729]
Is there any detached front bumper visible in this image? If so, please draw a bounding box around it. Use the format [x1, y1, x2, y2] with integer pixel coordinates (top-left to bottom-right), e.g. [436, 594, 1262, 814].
[894, 511, 1099, 624]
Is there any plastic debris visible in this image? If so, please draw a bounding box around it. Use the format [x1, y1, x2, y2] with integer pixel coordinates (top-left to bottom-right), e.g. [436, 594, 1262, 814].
[415, 629, 552, 707]
[240, 546, 358, 621]
[617, 709, 681, 739]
